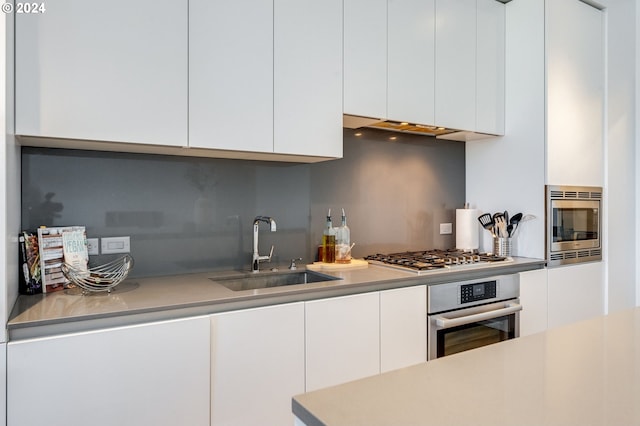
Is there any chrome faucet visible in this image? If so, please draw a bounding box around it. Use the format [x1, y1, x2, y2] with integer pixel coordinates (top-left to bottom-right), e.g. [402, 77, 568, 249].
[252, 216, 276, 272]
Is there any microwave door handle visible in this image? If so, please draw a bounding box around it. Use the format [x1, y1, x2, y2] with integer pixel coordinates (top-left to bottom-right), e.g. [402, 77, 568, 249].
[433, 302, 523, 330]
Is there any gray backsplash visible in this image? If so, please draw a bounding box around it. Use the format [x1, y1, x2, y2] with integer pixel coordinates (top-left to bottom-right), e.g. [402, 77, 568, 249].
[21, 129, 465, 277]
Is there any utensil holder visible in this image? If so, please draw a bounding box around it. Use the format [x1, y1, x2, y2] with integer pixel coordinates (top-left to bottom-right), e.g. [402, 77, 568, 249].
[493, 237, 512, 257]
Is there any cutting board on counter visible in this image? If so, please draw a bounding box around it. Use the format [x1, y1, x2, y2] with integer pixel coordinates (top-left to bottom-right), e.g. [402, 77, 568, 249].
[306, 259, 369, 271]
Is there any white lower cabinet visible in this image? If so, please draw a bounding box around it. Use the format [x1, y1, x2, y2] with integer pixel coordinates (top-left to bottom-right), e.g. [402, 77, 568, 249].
[305, 292, 380, 392]
[210, 303, 305, 426]
[548, 262, 604, 329]
[7, 317, 210, 426]
[380, 285, 427, 372]
[0, 343, 5, 426]
[519, 269, 548, 337]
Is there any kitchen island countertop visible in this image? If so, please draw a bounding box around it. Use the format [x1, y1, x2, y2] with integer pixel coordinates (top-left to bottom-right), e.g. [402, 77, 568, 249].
[8, 257, 544, 339]
[293, 306, 640, 426]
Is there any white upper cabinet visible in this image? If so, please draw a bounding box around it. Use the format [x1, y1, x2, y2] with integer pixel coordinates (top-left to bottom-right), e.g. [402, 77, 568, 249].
[15, 0, 188, 146]
[476, 0, 506, 135]
[189, 0, 274, 153]
[274, 0, 343, 158]
[388, 0, 436, 125]
[344, 0, 387, 119]
[344, 0, 437, 125]
[546, 0, 604, 187]
[343, 0, 504, 136]
[435, 0, 505, 135]
[435, 0, 476, 131]
[16, 0, 342, 161]
[191, 0, 343, 159]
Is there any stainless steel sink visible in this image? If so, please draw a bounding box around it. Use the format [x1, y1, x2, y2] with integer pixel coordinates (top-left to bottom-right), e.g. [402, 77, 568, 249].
[211, 270, 341, 291]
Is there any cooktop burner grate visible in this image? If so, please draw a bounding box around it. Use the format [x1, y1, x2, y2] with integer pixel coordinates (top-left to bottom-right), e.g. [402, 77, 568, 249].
[364, 249, 509, 273]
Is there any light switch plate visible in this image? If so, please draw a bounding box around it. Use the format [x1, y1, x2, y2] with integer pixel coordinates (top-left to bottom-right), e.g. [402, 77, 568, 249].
[439, 223, 453, 235]
[87, 238, 100, 255]
[101, 236, 130, 254]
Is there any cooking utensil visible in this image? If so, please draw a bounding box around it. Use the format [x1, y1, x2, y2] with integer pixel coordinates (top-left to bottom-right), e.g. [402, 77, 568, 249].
[491, 212, 504, 238]
[508, 212, 523, 237]
[477, 213, 495, 236]
[497, 216, 508, 238]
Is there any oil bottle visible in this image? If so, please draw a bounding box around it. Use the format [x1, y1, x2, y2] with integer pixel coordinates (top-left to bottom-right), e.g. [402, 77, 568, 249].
[322, 209, 336, 263]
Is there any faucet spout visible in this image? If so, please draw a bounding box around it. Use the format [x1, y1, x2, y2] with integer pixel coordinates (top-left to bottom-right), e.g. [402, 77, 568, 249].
[252, 216, 277, 272]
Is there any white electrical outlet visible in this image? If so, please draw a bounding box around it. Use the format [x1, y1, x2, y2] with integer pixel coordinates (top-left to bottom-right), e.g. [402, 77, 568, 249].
[87, 238, 100, 255]
[101, 236, 131, 254]
[439, 223, 453, 235]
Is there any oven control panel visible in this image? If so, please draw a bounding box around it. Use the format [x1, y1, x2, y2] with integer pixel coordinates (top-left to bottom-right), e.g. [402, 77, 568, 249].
[460, 281, 496, 304]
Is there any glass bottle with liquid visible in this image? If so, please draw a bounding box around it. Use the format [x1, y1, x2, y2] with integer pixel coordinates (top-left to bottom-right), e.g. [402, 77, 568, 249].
[335, 208, 351, 264]
[322, 209, 336, 263]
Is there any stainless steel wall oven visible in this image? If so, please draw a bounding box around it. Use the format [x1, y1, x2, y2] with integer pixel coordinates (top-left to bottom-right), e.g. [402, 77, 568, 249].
[546, 185, 602, 267]
[427, 275, 521, 360]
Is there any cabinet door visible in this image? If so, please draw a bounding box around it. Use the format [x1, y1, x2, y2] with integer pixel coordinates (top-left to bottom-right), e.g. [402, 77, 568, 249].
[548, 262, 604, 329]
[305, 292, 380, 391]
[519, 269, 548, 337]
[476, 0, 505, 135]
[7, 317, 210, 426]
[0, 343, 4, 426]
[274, 0, 343, 158]
[189, 0, 274, 153]
[380, 285, 426, 373]
[546, 0, 604, 187]
[434, 0, 476, 130]
[15, 0, 187, 146]
[210, 303, 305, 426]
[388, 0, 436, 125]
[344, 0, 387, 119]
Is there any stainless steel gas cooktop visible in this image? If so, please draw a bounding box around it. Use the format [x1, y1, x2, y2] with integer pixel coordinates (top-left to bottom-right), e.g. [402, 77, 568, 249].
[364, 249, 511, 275]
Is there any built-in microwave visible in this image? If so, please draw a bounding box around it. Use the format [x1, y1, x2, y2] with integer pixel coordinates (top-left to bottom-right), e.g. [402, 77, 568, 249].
[546, 185, 602, 267]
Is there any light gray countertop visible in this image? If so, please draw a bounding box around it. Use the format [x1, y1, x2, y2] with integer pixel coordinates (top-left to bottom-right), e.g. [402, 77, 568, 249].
[8, 257, 544, 340]
[293, 306, 640, 426]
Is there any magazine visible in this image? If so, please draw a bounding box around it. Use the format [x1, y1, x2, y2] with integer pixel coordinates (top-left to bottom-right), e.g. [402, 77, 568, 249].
[37, 226, 88, 293]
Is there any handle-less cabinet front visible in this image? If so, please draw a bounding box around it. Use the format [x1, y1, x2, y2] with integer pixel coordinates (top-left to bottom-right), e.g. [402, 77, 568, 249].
[546, 0, 604, 187]
[344, 0, 387, 119]
[387, 0, 436, 125]
[210, 303, 305, 426]
[190, 0, 343, 159]
[305, 292, 380, 392]
[189, 0, 274, 153]
[17, 0, 342, 161]
[343, 0, 504, 136]
[7, 317, 210, 426]
[274, 0, 343, 158]
[434, 0, 476, 131]
[15, 0, 188, 146]
[380, 285, 427, 372]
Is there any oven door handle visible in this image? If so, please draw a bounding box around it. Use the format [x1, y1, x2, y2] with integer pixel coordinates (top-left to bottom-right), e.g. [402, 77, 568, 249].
[433, 302, 522, 329]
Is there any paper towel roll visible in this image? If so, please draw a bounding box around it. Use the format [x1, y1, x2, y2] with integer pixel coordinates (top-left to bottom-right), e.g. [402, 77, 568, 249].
[456, 209, 480, 251]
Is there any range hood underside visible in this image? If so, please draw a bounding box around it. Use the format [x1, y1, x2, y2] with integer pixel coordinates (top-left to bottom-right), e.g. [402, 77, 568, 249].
[343, 114, 497, 142]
